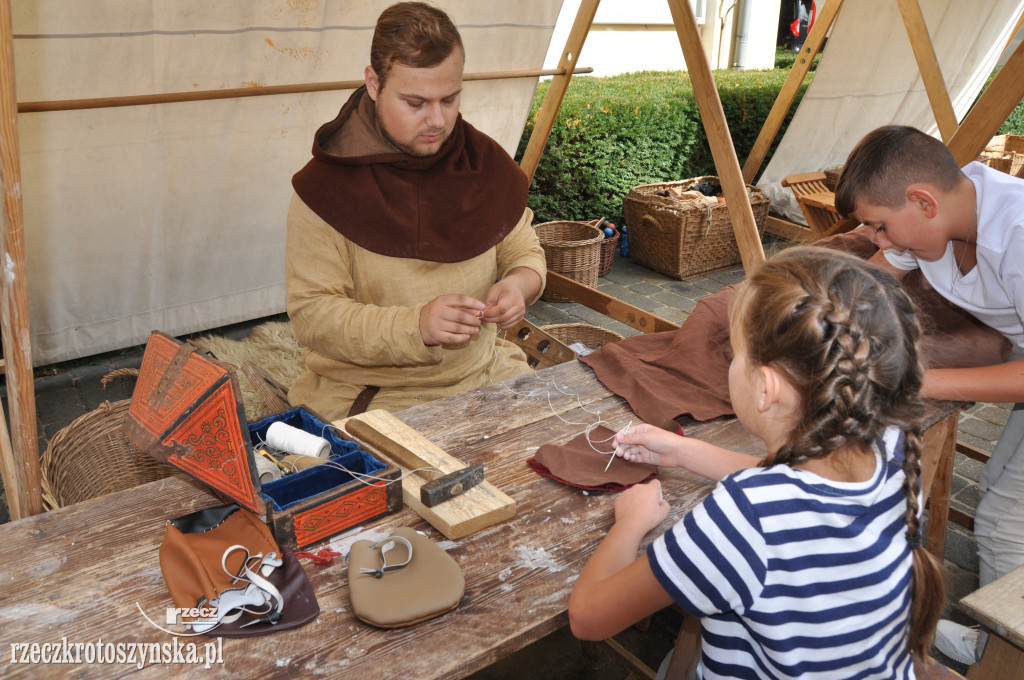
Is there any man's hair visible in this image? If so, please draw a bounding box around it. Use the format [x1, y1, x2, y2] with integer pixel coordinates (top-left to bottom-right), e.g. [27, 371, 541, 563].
[834, 125, 964, 216]
[370, 2, 464, 90]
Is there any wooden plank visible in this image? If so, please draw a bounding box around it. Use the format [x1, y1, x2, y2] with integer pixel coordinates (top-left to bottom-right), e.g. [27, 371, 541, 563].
[544, 270, 679, 334]
[741, 0, 845, 184]
[948, 37, 1024, 166]
[764, 214, 816, 244]
[18, 67, 594, 113]
[518, 0, 600, 183]
[920, 409, 959, 561]
[965, 634, 1024, 680]
[342, 410, 516, 540]
[0, 0, 40, 521]
[897, 0, 958, 144]
[666, 0, 764, 272]
[961, 563, 1024, 651]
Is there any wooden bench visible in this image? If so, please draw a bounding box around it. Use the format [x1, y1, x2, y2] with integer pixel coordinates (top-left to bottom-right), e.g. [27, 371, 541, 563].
[780, 171, 859, 241]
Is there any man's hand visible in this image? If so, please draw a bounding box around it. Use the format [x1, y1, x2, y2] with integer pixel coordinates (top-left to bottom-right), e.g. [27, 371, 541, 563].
[419, 295, 486, 346]
[481, 267, 542, 329]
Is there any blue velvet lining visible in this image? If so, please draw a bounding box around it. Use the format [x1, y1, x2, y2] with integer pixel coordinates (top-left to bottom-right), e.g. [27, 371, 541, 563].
[249, 407, 387, 512]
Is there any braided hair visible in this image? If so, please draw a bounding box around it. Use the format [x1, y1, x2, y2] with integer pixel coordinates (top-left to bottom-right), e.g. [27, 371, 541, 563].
[730, 246, 945, 659]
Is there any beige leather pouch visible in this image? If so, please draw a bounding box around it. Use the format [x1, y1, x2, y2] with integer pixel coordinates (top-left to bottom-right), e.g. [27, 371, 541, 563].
[347, 527, 464, 628]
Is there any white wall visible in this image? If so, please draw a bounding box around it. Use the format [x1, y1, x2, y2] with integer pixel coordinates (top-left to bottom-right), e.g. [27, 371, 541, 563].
[543, 0, 781, 76]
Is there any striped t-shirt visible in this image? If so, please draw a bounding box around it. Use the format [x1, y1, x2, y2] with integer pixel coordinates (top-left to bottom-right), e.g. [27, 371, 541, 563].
[647, 448, 916, 679]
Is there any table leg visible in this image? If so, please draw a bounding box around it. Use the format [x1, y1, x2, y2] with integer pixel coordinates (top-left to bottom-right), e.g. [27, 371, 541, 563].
[920, 410, 959, 562]
[965, 633, 1024, 680]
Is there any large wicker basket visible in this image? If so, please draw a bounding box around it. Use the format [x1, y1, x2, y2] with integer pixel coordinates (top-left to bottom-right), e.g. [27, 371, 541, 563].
[622, 176, 770, 280]
[977, 134, 1024, 178]
[535, 221, 605, 302]
[541, 323, 624, 353]
[40, 371, 178, 509]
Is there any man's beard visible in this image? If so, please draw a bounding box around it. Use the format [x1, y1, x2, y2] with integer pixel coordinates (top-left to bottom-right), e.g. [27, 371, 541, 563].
[376, 110, 448, 158]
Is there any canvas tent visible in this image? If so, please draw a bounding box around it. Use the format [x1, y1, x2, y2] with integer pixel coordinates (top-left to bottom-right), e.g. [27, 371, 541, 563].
[1, 0, 1024, 523]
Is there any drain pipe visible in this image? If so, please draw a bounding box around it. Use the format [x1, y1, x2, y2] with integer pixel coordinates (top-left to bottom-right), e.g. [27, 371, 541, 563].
[732, 0, 753, 69]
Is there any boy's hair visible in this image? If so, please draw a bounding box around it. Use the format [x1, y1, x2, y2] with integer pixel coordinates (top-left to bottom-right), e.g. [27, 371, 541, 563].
[835, 125, 964, 216]
[730, 246, 944, 658]
[370, 2, 464, 91]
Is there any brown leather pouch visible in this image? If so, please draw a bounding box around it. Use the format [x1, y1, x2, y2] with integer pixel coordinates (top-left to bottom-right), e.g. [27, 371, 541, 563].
[347, 527, 464, 628]
[159, 503, 319, 636]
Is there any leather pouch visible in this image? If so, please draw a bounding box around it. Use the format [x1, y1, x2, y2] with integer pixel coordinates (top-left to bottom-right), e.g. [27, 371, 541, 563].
[347, 527, 464, 628]
[159, 503, 319, 636]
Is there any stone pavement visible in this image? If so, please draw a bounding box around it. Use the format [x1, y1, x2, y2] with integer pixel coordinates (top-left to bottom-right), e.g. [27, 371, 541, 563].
[0, 242, 1008, 676]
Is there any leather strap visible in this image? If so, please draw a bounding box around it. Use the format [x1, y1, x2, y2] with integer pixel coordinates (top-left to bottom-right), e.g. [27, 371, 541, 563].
[347, 385, 380, 417]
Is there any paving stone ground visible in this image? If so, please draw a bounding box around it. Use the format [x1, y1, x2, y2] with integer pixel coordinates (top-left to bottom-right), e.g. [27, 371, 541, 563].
[0, 242, 1004, 676]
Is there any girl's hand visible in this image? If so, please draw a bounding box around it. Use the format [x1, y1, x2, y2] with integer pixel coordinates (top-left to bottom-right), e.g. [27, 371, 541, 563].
[613, 423, 683, 468]
[614, 479, 670, 535]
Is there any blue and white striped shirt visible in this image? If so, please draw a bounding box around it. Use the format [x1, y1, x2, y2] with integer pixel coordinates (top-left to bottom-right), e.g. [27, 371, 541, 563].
[648, 448, 916, 679]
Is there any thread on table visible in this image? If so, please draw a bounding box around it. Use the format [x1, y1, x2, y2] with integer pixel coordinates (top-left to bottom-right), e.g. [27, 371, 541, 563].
[488, 328, 631, 462]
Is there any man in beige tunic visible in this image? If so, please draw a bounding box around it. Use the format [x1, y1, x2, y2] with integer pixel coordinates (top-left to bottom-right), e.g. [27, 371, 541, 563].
[286, 2, 545, 421]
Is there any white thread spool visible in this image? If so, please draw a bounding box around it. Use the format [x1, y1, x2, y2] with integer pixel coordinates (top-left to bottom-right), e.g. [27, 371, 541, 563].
[266, 422, 332, 459]
[256, 454, 284, 484]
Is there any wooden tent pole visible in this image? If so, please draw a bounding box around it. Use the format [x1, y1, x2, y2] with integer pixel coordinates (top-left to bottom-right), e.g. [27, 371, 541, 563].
[19, 66, 593, 114]
[948, 36, 1024, 165]
[667, 0, 764, 271]
[897, 0, 958, 143]
[518, 0, 601, 183]
[0, 0, 41, 520]
[741, 0, 844, 185]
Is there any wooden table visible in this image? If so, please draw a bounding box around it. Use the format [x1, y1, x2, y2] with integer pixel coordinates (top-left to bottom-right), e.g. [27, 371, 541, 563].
[960, 564, 1024, 680]
[0, 361, 961, 678]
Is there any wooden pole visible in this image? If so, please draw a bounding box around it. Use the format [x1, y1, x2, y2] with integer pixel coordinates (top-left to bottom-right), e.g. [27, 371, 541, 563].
[897, 0, 958, 144]
[741, 0, 844, 185]
[667, 0, 764, 271]
[18, 66, 593, 114]
[0, 0, 41, 520]
[948, 36, 1024, 166]
[518, 0, 601, 184]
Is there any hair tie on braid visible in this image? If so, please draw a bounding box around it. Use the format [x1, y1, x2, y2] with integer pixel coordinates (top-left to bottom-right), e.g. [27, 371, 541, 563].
[906, 532, 923, 550]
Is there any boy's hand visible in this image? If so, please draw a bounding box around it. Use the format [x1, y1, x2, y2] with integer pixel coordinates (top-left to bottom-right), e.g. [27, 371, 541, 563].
[419, 295, 485, 346]
[614, 480, 670, 535]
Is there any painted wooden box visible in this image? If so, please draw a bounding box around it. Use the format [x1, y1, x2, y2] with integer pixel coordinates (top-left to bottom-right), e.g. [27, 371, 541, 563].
[124, 330, 402, 550]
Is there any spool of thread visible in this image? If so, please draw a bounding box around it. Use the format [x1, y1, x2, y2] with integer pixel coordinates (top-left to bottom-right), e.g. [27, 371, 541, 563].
[255, 454, 284, 484]
[266, 422, 332, 459]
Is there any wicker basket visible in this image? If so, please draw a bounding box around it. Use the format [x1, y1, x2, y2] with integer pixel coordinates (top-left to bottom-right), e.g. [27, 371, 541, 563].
[40, 373, 177, 510]
[598, 226, 620, 277]
[541, 323, 624, 353]
[535, 221, 605, 302]
[622, 176, 770, 280]
[978, 134, 1024, 178]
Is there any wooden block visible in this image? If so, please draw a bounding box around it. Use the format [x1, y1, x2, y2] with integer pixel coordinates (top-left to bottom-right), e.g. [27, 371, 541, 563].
[340, 410, 516, 539]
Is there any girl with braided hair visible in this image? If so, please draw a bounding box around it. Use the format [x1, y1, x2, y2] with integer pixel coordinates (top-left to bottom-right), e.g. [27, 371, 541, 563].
[569, 247, 945, 679]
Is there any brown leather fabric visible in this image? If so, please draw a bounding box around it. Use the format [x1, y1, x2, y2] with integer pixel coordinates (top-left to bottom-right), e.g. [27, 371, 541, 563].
[532, 426, 659, 489]
[159, 504, 319, 636]
[291, 87, 528, 263]
[581, 227, 1011, 429]
[347, 385, 380, 417]
[347, 527, 464, 628]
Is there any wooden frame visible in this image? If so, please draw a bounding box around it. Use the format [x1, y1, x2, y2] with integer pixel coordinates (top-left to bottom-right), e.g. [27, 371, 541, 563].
[2, 0, 1024, 524]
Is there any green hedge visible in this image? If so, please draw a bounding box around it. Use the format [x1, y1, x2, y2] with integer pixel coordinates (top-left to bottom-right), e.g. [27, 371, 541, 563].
[517, 66, 1024, 228]
[515, 69, 808, 226]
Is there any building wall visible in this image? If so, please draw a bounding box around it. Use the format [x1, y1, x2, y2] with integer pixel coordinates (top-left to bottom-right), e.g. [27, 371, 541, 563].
[543, 0, 783, 76]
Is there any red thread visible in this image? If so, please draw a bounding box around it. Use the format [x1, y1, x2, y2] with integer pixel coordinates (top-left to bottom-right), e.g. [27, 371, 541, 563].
[294, 548, 343, 566]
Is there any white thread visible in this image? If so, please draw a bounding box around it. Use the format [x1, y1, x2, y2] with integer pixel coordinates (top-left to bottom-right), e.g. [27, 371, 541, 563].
[266, 422, 331, 459]
[487, 329, 631, 465]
